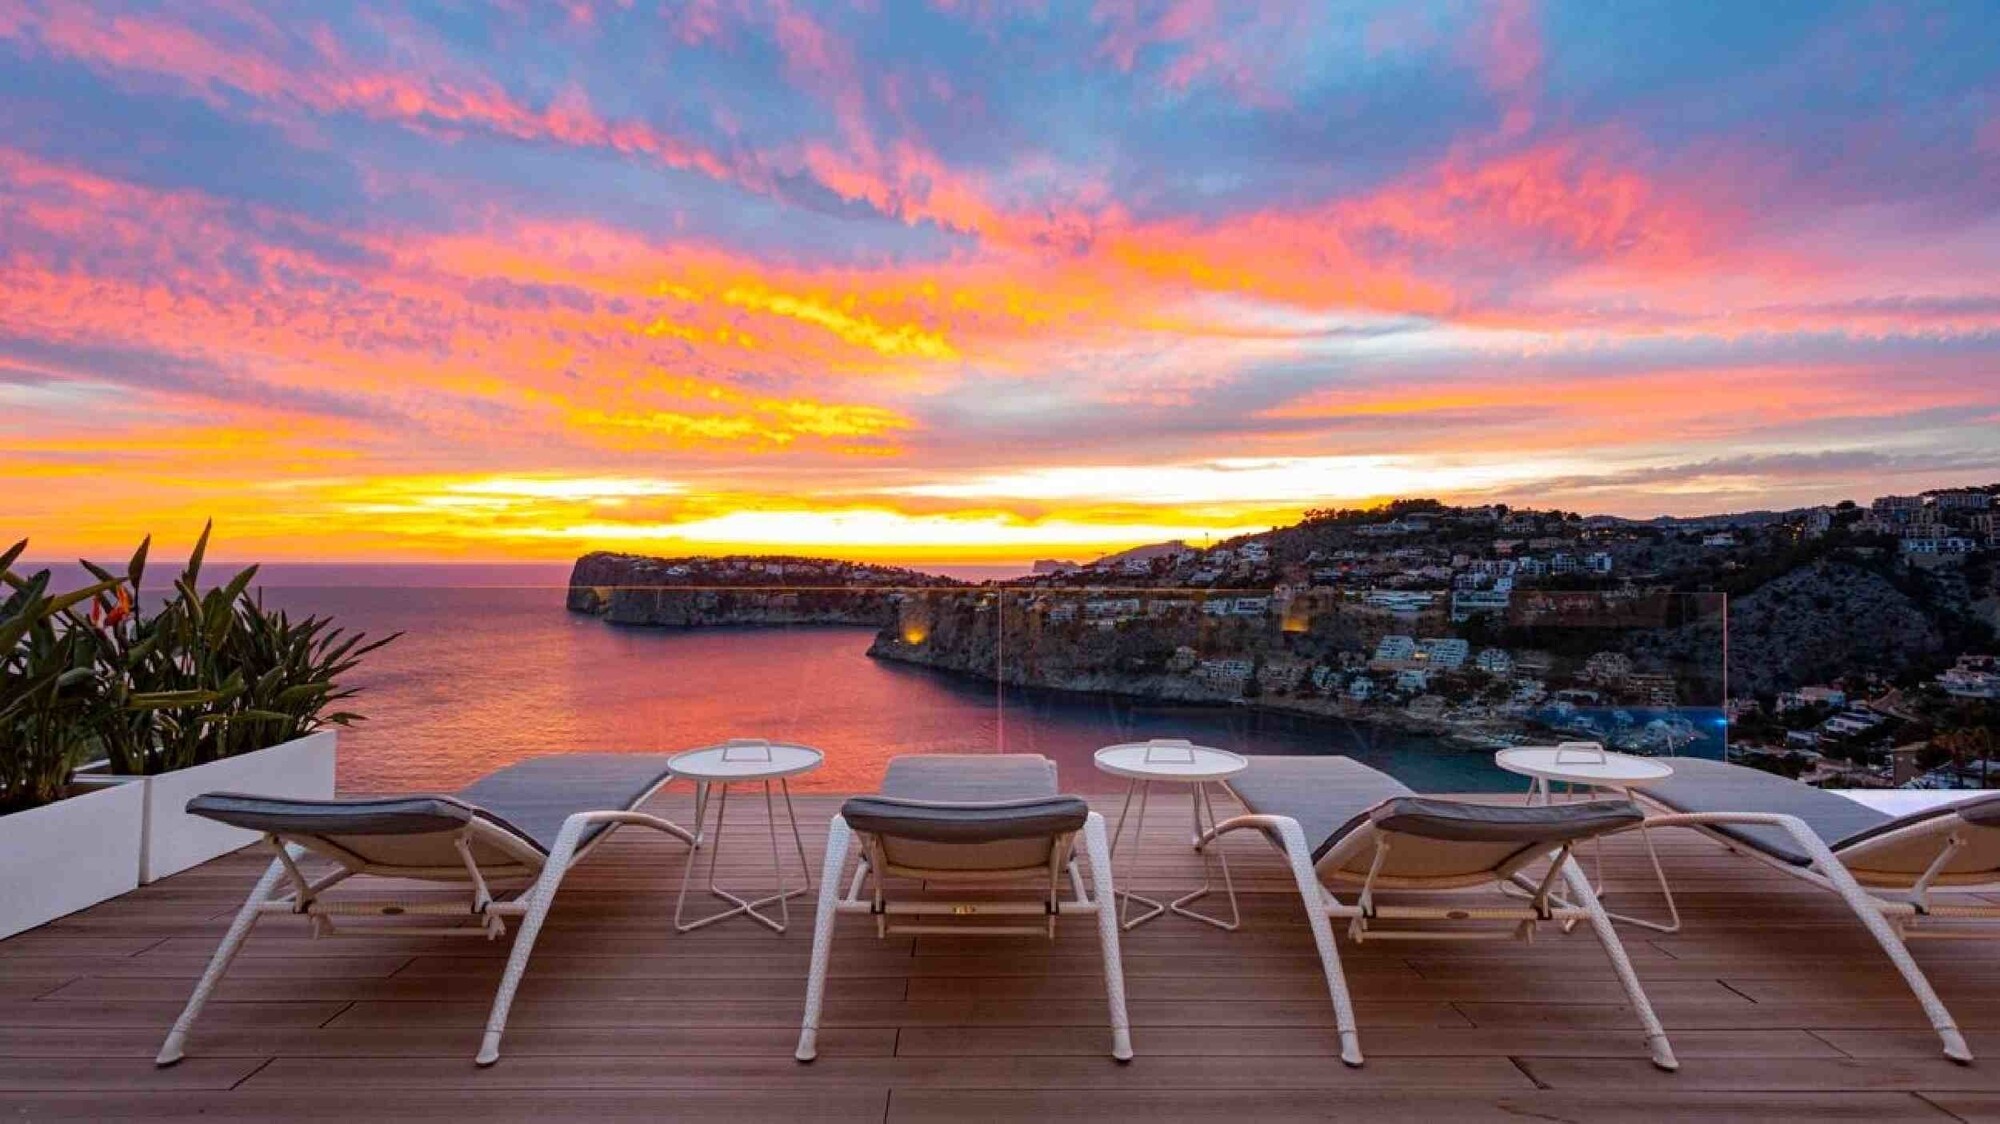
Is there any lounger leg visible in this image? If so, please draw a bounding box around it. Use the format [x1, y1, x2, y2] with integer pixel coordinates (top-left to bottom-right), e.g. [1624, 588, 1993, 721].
[157, 852, 292, 1066]
[1079, 811, 1134, 1062]
[796, 815, 853, 1063]
[1562, 857, 1678, 1072]
[1269, 818, 1362, 1066]
[1782, 820, 1972, 1063]
[478, 815, 589, 1067]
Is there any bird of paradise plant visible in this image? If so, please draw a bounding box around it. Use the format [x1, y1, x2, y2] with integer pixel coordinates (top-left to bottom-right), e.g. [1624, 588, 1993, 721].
[74, 521, 397, 775]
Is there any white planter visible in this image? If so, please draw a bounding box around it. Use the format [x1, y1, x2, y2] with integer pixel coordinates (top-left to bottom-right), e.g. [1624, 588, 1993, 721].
[135, 731, 339, 883]
[0, 781, 144, 940]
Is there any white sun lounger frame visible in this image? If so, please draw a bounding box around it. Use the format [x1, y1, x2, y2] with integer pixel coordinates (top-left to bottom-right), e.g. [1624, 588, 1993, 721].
[156, 797, 694, 1068]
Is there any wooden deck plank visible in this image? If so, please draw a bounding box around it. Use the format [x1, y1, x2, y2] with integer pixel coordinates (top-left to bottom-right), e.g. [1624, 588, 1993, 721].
[1, 789, 1995, 1119]
[886, 1089, 1955, 1122]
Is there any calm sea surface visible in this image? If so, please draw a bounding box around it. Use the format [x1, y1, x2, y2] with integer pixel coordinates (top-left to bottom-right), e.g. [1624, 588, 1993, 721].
[243, 583, 1530, 796]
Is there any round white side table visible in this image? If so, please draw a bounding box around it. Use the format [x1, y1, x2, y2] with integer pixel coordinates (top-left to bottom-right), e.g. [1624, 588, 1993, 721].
[1495, 743, 1680, 933]
[1094, 739, 1248, 931]
[668, 739, 822, 934]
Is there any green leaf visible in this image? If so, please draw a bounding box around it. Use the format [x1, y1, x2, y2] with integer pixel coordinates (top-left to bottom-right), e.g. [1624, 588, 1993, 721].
[128, 535, 150, 589]
[0, 538, 25, 576]
[220, 566, 259, 605]
[184, 520, 213, 587]
[127, 689, 226, 709]
[273, 682, 333, 706]
[41, 579, 124, 619]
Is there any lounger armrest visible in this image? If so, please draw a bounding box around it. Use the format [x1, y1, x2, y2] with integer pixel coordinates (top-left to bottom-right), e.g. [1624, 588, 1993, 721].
[1369, 797, 1643, 844]
[187, 792, 479, 837]
[1954, 795, 2000, 828]
[840, 795, 1090, 844]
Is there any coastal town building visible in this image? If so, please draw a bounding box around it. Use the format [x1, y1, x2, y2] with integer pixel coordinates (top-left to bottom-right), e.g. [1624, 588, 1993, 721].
[1371, 635, 1417, 665]
[1778, 686, 1847, 712]
[1930, 491, 1994, 512]
[1581, 651, 1635, 683]
[1363, 590, 1436, 614]
[1085, 597, 1142, 620]
[1258, 659, 1309, 691]
[1475, 648, 1514, 676]
[1195, 658, 1253, 688]
[1627, 673, 1679, 707]
[1940, 656, 2000, 699]
[1415, 637, 1470, 671]
[1874, 494, 1926, 519]
[1450, 589, 1511, 621]
[1901, 534, 1978, 559]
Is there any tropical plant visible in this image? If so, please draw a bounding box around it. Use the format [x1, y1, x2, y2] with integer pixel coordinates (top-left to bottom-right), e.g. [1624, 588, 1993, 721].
[0, 540, 121, 814]
[3, 525, 397, 807]
[75, 523, 249, 775]
[73, 522, 397, 775]
[207, 592, 398, 761]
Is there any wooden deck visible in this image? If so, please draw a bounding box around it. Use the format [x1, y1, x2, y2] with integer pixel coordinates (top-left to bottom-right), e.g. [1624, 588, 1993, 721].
[5, 790, 2000, 1121]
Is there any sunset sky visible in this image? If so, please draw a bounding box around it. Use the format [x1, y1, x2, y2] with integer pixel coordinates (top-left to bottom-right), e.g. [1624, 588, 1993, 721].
[4, 1, 1999, 567]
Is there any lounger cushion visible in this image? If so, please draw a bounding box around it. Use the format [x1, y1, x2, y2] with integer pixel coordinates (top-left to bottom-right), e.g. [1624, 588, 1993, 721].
[879, 754, 1058, 802]
[845, 755, 1085, 844]
[1643, 757, 1891, 865]
[1370, 796, 1644, 843]
[1226, 756, 1414, 861]
[189, 753, 678, 858]
[456, 753, 678, 852]
[187, 793, 480, 838]
[841, 795, 1091, 844]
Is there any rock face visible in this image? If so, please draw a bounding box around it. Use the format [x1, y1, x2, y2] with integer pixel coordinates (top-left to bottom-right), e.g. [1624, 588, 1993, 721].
[1729, 562, 1950, 695]
[1635, 560, 1950, 697]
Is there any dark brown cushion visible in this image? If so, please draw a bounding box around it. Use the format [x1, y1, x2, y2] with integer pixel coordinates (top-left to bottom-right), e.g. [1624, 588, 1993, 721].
[1369, 796, 1643, 844]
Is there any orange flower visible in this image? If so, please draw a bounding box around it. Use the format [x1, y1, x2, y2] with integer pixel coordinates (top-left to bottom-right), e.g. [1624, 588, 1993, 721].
[94, 586, 133, 628]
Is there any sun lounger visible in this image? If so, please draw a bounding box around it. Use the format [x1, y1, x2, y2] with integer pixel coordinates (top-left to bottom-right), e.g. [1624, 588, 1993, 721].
[1212, 756, 1678, 1070]
[1636, 756, 2000, 1062]
[794, 754, 1131, 1062]
[156, 753, 694, 1067]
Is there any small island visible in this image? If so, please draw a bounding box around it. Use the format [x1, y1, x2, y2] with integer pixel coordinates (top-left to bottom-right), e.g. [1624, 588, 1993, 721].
[565, 551, 962, 627]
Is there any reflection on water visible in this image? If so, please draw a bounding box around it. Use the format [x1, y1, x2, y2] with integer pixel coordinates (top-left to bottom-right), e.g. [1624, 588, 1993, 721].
[266, 585, 1605, 796]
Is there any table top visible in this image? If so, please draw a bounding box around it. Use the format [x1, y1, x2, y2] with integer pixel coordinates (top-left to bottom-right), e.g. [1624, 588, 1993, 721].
[669, 739, 824, 781]
[1094, 739, 1248, 782]
[1495, 744, 1675, 787]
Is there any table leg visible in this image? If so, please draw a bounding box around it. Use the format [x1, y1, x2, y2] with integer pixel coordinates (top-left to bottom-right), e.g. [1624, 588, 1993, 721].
[1169, 781, 1240, 931]
[1596, 816, 1682, 933]
[1529, 782, 1679, 935]
[673, 780, 813, 934]
[1108, 779, 1165, 930]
